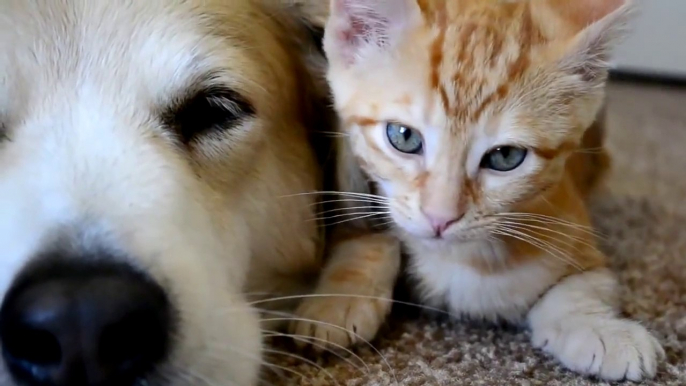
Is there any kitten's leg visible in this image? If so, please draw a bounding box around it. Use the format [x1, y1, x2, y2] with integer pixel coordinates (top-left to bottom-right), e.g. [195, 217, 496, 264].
[290, 232, 401, 350]
[528, 268, 664, 381]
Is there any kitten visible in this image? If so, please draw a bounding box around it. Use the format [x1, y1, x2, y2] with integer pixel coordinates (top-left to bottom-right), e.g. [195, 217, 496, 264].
[290, 0, 665, 381]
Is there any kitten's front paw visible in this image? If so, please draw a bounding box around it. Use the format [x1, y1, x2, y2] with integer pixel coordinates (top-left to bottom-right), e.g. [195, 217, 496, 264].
[532, 317, 665, 381]
[289, 291, 391, 351]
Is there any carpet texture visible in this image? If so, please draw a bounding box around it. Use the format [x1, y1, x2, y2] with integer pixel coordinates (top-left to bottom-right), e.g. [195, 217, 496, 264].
[267, 81, 686, 386]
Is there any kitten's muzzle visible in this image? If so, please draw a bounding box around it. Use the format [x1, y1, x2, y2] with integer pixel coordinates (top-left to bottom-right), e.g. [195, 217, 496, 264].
[422, 209, 465, 238]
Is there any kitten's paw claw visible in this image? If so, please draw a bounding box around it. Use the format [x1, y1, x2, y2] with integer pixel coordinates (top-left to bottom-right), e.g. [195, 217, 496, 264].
[289, 294, 390, 351]
[532, 318, 664, 381]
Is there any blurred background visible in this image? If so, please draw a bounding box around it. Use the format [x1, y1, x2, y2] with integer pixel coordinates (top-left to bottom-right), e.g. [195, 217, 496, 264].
[612, 0, 686, 81]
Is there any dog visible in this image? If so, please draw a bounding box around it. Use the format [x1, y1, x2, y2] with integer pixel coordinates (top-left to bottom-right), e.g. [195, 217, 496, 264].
[0, 0, 329, 385]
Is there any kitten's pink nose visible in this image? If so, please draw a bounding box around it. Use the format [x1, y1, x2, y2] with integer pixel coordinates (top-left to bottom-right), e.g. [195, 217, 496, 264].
[422, 210, 463, 237]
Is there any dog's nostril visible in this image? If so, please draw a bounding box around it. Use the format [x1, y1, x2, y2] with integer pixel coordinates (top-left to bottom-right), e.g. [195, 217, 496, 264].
[99, 309, 168, 369]
[0, 258, 173, 386]
[3, 324, 62, 366]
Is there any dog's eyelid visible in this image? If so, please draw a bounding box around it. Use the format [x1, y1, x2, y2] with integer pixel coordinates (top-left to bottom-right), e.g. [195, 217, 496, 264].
[202, 86, 255, 115]
[162, 85, 256, 145]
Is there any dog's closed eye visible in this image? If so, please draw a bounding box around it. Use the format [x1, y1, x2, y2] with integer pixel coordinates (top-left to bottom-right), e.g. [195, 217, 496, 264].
[163, 86, 255, 144]
[0, 123, 7, 142]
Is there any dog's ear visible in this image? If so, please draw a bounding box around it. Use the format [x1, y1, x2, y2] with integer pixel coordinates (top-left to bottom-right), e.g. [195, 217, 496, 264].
[279, 0, 330, 91]
[277, 0, 336, 148]
[283, 0, 329, 55]
[287, 0, 329, 28]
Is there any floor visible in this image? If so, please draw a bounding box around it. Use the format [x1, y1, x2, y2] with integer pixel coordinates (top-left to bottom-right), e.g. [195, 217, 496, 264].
[267, 81, 686, 386]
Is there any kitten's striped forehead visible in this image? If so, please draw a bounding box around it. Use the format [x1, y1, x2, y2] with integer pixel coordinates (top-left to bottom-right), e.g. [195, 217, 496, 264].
[419, 0, 546, 127]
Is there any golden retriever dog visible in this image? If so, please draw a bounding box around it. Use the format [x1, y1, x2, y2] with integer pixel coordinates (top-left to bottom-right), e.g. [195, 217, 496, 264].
[0, 0, 329, 385]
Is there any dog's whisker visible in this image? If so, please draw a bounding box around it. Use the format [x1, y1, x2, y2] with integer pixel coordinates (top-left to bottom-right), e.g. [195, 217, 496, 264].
[250, 294, 452, 316]
[319, 213, 393, 228]
[313, 131, 350, 138]
[315, 205, 388, 216]
[311, 198, 390, 207]
[263, 330, 370, 375]
[260, 316, 398, 385]
[280, 191, 388, 203]
[199, 341, 312, 385]
[261, 348, 341, 386]
[200, 346, 298, 384]
[259, 361, 310, 383]
[573, 147, 605, 154]
[169, 364, 228, 386]
[310, 211, 391, 222]
[373, 219, 396, 228]
[243, 291, 279, 298]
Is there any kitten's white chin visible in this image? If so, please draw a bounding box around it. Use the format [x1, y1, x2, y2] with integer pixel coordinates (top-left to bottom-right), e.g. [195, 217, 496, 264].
[391, 220, 434, 240]
[395, 226, 437, 241]
[398, 227, 466, 246]
[397, 228, 495, 256]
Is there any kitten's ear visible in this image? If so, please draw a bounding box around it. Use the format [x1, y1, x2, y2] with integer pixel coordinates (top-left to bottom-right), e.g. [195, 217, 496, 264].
[324, 0, 421, 66]
[540, 0, 634, 83]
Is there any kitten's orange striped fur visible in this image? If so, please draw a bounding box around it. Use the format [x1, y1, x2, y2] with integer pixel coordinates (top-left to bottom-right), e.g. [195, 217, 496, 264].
[291, 0, 664, 381]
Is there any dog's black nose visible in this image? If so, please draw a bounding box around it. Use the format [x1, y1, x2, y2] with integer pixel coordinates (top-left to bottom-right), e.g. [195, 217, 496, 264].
[0, 258, 172, 386]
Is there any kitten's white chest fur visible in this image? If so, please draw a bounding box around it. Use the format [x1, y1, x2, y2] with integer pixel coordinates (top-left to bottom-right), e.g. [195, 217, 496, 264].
[406, 238, 562, 323]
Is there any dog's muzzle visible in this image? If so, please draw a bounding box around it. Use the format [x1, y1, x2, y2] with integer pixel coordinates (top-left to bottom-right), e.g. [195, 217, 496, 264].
[0, 254, 173, 386]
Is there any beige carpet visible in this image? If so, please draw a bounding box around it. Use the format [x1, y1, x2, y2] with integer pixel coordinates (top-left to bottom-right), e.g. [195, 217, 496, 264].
[267, 81, 686, 386]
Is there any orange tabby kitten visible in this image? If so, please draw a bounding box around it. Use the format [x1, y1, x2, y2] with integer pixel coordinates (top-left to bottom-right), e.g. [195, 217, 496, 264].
[291, 0, 665, 381]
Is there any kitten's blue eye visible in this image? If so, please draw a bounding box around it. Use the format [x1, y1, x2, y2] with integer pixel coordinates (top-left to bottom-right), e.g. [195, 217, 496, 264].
[386, 122, 423, 154]
[481, 146, 527, 172]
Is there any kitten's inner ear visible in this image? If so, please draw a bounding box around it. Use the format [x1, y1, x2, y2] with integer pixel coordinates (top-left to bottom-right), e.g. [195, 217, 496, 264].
[325, 0, 420, 65]
[537, 0, 633, 83]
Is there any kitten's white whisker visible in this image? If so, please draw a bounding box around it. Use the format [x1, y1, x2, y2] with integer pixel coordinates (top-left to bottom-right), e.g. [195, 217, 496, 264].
[493, 212, 596, 230]
[493, 228, 580, 271]
[497, 223, 599, 263]
[495, 220, 602, 254]
[494, 226, 578, 265]
[492, 213, 604, 238]
[492, 227, 584, 271]
[492, 212, 595, 228]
